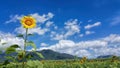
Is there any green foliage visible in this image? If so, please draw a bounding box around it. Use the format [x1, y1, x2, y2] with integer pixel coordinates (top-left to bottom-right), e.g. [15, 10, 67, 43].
[2, 42, 7, 45]
[5, 47, 16, 54]
[10, 44, 20, 48]
[17, 50, 25, 60]
[2, 60, 10, 65]
[0, 38, 6, 53]
[26, 41, 36, 50]
[0, 59, 120, 68]
[35, 52, 44, 59]
[27, 60, 43, 68]
[5, 56, 14, 61]
[0, 18, 44, 68]
[16, 34, 24, 38]
[27, 34, 34, 36]
[5, 44, 20, 54]
[25, 53, 33, 60]
[0, 50, 2, 54]
[5, 56, 17, 63]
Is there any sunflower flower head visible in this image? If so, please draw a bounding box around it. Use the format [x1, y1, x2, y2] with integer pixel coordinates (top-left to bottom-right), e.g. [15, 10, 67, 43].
[21, 16, 36, 28]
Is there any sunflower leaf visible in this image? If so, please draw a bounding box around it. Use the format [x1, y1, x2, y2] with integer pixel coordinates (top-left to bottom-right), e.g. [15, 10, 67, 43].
[2, 60, 10, 65]
[5, 47, 16, 54]
[0, 50, 2, 54]
[2, 42, 7, 45]
[26, 41, 36, 50]
[26, 53, 33, 59]
[35, 52, 44, 59]
[28, 34, 34, 36]
[10, 44, 20, 48]
[5, 56, 14, 61]
[16, 34, 24, 38]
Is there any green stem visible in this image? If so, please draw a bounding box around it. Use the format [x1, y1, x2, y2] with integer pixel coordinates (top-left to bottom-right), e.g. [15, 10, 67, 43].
[24, 28, 28, 54]
[23, 28, 28, 68]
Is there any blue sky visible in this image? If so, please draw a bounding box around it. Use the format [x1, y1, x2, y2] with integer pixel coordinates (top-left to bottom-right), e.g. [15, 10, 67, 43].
[0, 0, 120, 58]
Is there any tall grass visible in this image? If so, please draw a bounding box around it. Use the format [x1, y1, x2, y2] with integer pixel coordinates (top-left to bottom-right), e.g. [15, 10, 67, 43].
[0, 58, 120, 68]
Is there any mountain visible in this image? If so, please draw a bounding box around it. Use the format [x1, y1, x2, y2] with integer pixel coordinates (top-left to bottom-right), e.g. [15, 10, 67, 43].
[97, 55, 115, 58]
[29, 49, 79, 60]
[0, 49, 79, 62]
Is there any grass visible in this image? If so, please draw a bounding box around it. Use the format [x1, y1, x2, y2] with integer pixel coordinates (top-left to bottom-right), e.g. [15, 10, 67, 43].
[0, 58, 120, 68]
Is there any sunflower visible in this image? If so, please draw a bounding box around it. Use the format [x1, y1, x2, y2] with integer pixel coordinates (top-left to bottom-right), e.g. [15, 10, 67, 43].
[21, 16, 36, 28]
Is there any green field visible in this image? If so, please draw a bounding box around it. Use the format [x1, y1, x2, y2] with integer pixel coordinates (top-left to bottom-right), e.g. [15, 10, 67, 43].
[0, 57, 120, 68]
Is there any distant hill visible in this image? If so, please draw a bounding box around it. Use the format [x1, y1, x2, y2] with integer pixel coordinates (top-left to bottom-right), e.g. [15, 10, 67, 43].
[41, 49, 74, 59]
[29, 49, 79, 60]
[0, 49, 80, 62]
[97, 55, 115, 58]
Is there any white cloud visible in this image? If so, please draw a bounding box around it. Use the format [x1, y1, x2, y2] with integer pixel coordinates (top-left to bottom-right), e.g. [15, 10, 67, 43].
[84, 22, 101, 29]
[64, 19, 80, 38]
[15, 26, 49, 35]
[52, 34, 64, 40]
[31, 12, 54, 23]
[50, 31, 56, 37]
[0, 31, 24, 50]
[75, 50, 91, 57]
[103, 34, 120, 43]
[54, 26, 58, 30]
[40, 43, 48, 47]
[88, 20, 92, 22]
[38, 34, 120, 58]
[51, 19, 101, 40]
[85, 31, 95, 35]
[5, 12, 54, 24]
[64, 19, 80, 34]
[51, 19, 81, 40]
[45, 21, 53, 27]
[79, 34, 84, 37]
[110, 15, 120, 26]
[5, 15, 23, 24]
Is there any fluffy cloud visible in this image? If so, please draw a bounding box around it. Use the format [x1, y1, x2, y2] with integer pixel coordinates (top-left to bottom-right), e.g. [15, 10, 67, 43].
[31, 12, 54, 23]
[40, 43, 48, 47]
[84, 22, 101, 29]
[110, 15, 120, 26]
[52, 34, 64, 40]
[79, 34, 84, 37]
[45, 21, 53, 27]
[15, 26, 49, 35]
[5, 15, 23, 24]
[52, 19, 81, 40]
[38, 34, 120, 58]
[0, 31, 24, 50]
[64, 19, 80, 38]
[87, 20, 92, 22]
[103, 34, 120, 43]
[5, 12, 54, 24]
[85, 31, 95, 35]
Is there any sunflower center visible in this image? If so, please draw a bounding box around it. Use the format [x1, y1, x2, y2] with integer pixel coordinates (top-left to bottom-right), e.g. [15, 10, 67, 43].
[25, 20, 33, 26]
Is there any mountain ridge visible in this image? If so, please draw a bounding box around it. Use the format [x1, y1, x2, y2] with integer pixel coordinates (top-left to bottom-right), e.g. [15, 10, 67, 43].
[0, 49, 80, 62]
